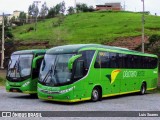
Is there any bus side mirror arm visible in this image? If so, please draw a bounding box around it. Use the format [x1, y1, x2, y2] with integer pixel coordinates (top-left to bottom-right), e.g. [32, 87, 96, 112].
[32, 56, 44, 69]
[68, 54, 82, 70]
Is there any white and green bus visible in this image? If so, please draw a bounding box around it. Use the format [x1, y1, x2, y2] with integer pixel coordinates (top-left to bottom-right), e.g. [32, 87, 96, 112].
[6, 49, 46, 95]
[38, 44, 158, 102]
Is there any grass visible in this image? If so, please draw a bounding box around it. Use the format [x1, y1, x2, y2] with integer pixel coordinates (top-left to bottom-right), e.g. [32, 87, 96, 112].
[12, 11, 160, 46]
[156, 87, 160, 93]
[148, 87, 160, 93]
[0, 77, 5, 86]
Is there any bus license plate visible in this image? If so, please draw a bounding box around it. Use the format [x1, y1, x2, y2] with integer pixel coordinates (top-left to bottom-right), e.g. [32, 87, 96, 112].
[12, 89, 17, 92]
[47, 96, 53, 99]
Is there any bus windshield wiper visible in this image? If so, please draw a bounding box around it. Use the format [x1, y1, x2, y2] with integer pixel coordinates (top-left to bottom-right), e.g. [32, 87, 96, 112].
[17, 60, 22, 78]
[7, 59, 12, 77]
[7, 60, 17, 77]
[43, 64, 56, 84]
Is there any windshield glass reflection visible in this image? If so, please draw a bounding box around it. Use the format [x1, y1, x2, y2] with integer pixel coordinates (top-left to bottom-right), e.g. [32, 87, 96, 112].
[39, 54, 74, 86]
[7, 54, 33, 78]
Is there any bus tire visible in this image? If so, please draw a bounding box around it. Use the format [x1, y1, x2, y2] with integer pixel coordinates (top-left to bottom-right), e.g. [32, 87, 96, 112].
[140, 83, 146, 95]
[29, 94, 37, 97]
[91, 87, 100, 102]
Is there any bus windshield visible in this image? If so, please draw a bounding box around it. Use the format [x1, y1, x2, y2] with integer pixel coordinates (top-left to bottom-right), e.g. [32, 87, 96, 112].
[39, 54, 75, 86]
[7, 54, 33, 78]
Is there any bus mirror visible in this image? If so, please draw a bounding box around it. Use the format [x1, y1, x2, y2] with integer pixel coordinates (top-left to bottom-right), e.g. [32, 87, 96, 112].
[32, 56, 44, 69]
[68, 54, 82, 70]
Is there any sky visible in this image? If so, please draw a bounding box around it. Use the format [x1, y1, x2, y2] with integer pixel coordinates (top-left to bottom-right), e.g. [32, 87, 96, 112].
[0, 0, 160, 15]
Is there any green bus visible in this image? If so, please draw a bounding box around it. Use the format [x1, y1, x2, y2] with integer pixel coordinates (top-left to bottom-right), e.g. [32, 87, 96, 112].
[38, 44, 158, 102]
[6, 49, 46, 95]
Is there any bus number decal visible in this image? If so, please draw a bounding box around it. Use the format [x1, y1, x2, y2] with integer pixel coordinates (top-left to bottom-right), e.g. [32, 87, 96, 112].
[123, 71, 137, 78]
[123, 71, 145, 78]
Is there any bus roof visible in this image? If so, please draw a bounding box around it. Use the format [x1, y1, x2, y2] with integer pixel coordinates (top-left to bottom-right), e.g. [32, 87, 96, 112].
[47, 44, 157, 58]
[12, 49, 46, 55]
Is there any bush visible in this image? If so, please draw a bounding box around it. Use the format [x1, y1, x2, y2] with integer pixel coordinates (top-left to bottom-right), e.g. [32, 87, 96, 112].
[27, 27, 34, 32]
[0, 77, 5, 86]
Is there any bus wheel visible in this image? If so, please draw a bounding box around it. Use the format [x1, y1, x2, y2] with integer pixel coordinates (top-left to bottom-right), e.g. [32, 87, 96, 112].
[140, 83, 146, 95]
[29, 94, 37, 97]
[91, 87, 100, 102]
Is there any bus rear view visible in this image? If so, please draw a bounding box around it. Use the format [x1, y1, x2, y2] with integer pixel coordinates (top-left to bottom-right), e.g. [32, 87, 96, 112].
[6, 49, 46, 95]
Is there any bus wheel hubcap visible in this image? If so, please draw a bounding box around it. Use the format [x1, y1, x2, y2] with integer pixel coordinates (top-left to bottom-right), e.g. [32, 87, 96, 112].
[142, 86, 145, 93]
[93, 90, 98, 100]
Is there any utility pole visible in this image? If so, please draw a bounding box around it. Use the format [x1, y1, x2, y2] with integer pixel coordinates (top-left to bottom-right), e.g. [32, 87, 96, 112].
[74, 0, 77, 13]
[123, 1, 126, 11]
[34, 1, 41, 31]
[1, 13, 4, 69]
[142, 0, 145, 53]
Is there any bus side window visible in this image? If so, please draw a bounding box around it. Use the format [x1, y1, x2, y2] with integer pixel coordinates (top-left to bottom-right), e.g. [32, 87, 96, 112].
[94, 51, 110, 68]
[109, 52, 118, 68]
[94, 55, 101, 68]
[73, 59, 85, 80]
[81, 50, 95, 70]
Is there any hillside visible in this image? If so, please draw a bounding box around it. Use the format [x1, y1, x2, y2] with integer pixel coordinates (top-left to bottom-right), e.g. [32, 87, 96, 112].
[12, 11, 160, 46]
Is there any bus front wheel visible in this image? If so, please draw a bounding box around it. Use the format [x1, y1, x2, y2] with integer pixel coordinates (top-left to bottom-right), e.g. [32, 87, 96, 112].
[140, 83, 146, 95]
[91, 87, 100, 102]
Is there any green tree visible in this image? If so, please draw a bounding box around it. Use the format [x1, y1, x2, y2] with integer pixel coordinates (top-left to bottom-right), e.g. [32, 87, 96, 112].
[59, 1, 66, 14]
[47, 7, 56, 18]
[28, 3, 39, 22]
[19, 12, 26, 25]
[146, 34, 160, 56]
[67, 6, 75, 15]
[0, 17, 13, 40]
[76, 3, 94, 13]
[47, 1, 66, 18]
[40, 2, 49, 19]
[88, 6, 95, 12]
[81, 3, 88, 12]
[9, 16, 16, 24]
[54, 4, 61, 15]
[29, 3, 39, 17]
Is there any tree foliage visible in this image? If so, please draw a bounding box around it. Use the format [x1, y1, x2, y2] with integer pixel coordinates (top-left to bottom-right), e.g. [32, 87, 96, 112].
[19, 12, 27, 25]
[39, 2, 49, 18]
[47, 7, 56, 18]
[67, 6, 75, 15]
[146, 34, 160, 56]
[0, 17, 13, 40]
[47, 1, 66, 18]
[59, 1, 66, 14]
[76, 3, 94, 13]
[28, 3, 39, 17]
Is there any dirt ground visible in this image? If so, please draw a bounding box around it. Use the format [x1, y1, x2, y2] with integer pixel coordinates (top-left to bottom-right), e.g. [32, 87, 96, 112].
[107, 36, 149, 50]
[0, 69, 6, 79]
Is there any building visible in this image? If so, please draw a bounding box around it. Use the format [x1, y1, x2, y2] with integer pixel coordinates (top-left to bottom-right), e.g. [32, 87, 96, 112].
[96, 3, 122, 11]
[0, 10, 22, 24]
[13, 10, 21, 19]
[0, 14, 12, 24]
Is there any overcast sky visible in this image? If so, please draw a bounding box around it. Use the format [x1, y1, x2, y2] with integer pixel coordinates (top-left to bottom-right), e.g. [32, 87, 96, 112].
[0, 0, 160, 15]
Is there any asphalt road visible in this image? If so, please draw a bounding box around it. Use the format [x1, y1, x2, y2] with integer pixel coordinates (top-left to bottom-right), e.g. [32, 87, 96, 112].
[0, 86, 160, 119]
[0, 86, 160, 111]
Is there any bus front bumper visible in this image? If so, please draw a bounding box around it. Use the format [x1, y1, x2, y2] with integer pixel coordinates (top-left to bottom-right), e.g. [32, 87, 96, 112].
[37, 83, 90, 103]
[6, 79, 37, 94]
